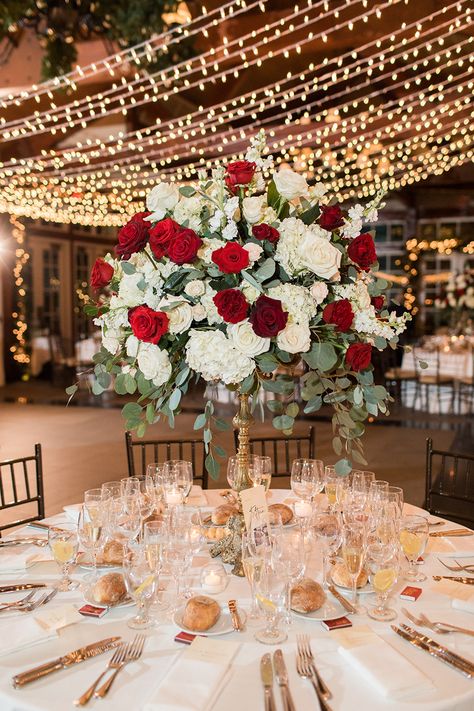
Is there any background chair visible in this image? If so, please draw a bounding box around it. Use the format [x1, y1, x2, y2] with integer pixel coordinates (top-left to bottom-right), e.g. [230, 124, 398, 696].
[425, 437, 474, 527]
[413, 346, 455, 414]
[125, 432, 208, 489]
[380, 348, 416, 406]
[233, 426, 315, 481]
[0, 444, 44, 536]
[457, 349, 474, 415]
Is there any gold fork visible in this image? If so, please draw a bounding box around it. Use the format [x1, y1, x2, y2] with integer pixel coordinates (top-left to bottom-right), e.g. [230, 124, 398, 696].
[437, 558, 474, 573]
[297, 634, 331, 699]
[402, 607, 474, 637]
[94, 635, 145, 698]
[296, 643, 333, 711]
[74, 642, 127, 706]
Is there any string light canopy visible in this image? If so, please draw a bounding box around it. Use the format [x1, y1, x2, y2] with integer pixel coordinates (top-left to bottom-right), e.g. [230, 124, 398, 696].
[0, 0, 471, 226]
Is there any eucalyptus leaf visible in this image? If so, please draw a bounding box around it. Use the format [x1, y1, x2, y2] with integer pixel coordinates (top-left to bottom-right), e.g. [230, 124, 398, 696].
[255, 258, 276, 282]
[179, 186, 196, 197]
[286, 402, 299, 418]
[169, 389, 182, 411]
[335, 459, 352, 476]
[303, 342, 338, 371]
[121, 261, 136, 275]
[194, 413, 207, 430]
[205, 453, 220, 480]
[273, 414, 294, 430]
[267, 399, 284, 414]
[122, 402, 142, 419]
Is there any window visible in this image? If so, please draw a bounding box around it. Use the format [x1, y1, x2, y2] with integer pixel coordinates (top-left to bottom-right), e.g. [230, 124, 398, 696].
[42, 245, 61, 334]
[74, 246, 91, 340]
[378, 256, 387, 271]
[374, 224, 387, 242]
[390, 224, 405, 242]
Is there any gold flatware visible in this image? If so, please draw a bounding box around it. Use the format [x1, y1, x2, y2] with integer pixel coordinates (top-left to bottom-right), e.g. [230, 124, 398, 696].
[392, 625, 473, 678]
[228, 599, 244, 632]
[0, 583, 46, 593]
[0, 538, 48, 547]
[260, 653, 276, 711]
[437, 558, 474, 573]
[0, 590, 37, 612]
[296, 641, 333, 711]
[94, 634, 145, 698]
[74, 643, 127, 706]
[328, 585, 356, 615]
[429, 529, 473, 537]
[400, 624, 474, 676]
[12, 637, 122, 687]
[402, 608, 474, 638]
[19, 588, 58, 612]
[27, 521, 68, 533]
[433, 575, 474, 585]
[273, 649, 296, 711]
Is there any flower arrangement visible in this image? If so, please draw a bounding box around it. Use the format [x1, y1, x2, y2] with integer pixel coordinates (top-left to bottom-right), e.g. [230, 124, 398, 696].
[80, 131, 409, 478]
[435, 269, 474, 312]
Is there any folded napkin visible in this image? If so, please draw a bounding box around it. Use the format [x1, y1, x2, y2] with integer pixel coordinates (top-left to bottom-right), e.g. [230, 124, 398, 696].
[337, 627, 434, 700]
[144, 638, 240, 711]
[428, 536, 474, 557]
[0, 616, 57, 657]
[0, 549, 51, 573]
[453, 596, 474, 614]
[186, 485, 208, 507]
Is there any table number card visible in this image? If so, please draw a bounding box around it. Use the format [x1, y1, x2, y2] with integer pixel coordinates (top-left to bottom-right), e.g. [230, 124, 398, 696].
[240, 485, 269, 531]
[185, 637, 240, 665]
[34, 604, 82, 632]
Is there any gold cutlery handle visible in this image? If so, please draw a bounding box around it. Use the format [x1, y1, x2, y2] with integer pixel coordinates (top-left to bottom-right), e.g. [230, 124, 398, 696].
[74, 669, 110, 706]
[12, 660, 63, 687]
[281, 685, 297, 711]
[440, 624, 474, 637]
[307, 675, 333, 711]
[94, 663, 125, 698]
[264, 688, 273, 711]
[309, 661, 331, 700]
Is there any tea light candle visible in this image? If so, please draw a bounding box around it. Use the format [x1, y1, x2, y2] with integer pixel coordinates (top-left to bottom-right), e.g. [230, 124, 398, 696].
[165, 489, 182, 505]
[200, 562, 228, 595]
[294, 500, 312, 518]
[203, 571, 222, 593]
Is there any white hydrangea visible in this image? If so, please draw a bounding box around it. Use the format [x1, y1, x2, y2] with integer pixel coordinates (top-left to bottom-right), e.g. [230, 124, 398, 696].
[145, 182, 179, 222]
[137, 343, 172, 386]
[268, 283, 317, 324]
[334, 280, 371, 311]
[173, 196, 202, 232]
[242, 283, 260, 304]
[143, 288, 162, 310]
[275, 218, 336, 276]
[99, 296, 129, 328]
[118, 272, 145, 307]
[185, 330, 254, 384]
[101, 326, 123, 355]
[200, 284, 223, 325]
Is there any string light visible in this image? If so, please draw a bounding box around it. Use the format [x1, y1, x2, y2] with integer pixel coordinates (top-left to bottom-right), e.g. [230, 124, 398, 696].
[9, 216, 30, 365]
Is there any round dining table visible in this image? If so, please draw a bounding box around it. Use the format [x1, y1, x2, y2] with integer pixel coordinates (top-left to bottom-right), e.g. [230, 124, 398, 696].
[0, 489, 473, 711]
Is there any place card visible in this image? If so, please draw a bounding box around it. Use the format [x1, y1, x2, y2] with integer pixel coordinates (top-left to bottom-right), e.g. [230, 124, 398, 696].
[240, 485, 269, 530]
[35, 604, 82, 632]
[185, 636, 240, 665]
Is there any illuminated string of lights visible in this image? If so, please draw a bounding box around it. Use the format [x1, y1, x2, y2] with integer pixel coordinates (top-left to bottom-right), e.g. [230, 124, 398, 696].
[9, 215, 30, 365]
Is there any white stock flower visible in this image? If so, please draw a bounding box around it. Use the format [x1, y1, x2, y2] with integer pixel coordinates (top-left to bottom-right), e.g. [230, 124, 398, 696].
[185, 330, 254, 384]
[137, 343, 172, 386]
[242, 195, 266, 224]
[244, 242, 264, 263]
[192, 304, 206, 321]
[185, 279, 206, 298]
[118, 273, 145, 307]
[277, 322, 311, 354]
[310, 282, 329, 305]
[222, 221, 239, 241]
[200, 284, 223, 325]
[126, 335, 139, 358]
[228, 320, 270, 357]
[209, 209, 224, 232]
[159, 297, 193, 334]
[298, 232, 341, 280]
[268, 283, 317, 324]
[273, 168, 309, 201]
[224, 196, 240, 221]
[242, 283, 260, 304]
[146, 182, 179, 221]
[309, 183, 328, 201]
[173, 196, 202, 232]
[342, 204, 364, 239]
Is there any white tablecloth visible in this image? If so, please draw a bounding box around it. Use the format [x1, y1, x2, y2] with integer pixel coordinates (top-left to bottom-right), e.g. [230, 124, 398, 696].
[1, 491, 474, 711]
[402, 349, 473, 381]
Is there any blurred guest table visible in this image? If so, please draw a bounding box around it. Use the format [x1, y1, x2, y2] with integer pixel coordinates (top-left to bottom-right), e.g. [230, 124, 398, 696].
[0, 490, 473, 711]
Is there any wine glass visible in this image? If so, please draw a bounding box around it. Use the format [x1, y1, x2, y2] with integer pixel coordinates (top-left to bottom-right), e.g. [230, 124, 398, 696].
[164, 525, 191, 608]
[241, 532, 265, 627]
[48, 523, 79, 591]
[400, 515, 429, 582]
[123, 546, 157, 629]
[172, 506, 204, 598]
[121, 477, 141, 497]
[291, 459, 324, 502]
[114, 497, 142, 543]
[341, 521, 367, 613]
[101, 481, 121, 500]
[367, 548, 400, 622]
[271, 526, 305, 625]
[254, 563, 288, 645]
[145, 464, 163, 512]
[249, 455, 272, 492]
[163, 460, 193, 501]
[310, 511, 342, 589]
[78, 503, 106, 582]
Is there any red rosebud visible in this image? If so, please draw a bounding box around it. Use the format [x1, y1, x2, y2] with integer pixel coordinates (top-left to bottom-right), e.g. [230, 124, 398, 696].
[149, 217, 180, 260]
[345, 343, 372, 372]
[252, 223, 280, 243]
[371, 296, 384, 310]
[319, 204, 344, 231]
[249, 295, 288, 338]
[212, 242, 250, 274]
[213, 289, 249, 324]
[224, 160, 256, 194]
[347, 232, 377, 271]
[115, 212, 151, 259]
[167, 227, 202, 265]
[322, 299, 354, 332]
[128, 305, 169, 344]
[90, 258, 114, 291]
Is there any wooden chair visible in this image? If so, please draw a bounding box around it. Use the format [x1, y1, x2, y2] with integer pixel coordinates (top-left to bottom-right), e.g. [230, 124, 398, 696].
[0, 444, 45, 536]
[381, 348, 416, 405]
[457, 349, 474, 415]
[413, 346, 455, 414]
[125, 432, 208, 489]
[233, 426, 315, 480]
[425, 437, 474, 528]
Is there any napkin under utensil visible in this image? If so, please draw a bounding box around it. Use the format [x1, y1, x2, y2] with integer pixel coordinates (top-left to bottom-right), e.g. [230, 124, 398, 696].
[0, 616, 57, 657]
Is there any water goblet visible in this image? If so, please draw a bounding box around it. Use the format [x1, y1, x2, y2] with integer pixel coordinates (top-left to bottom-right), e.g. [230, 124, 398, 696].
[48, 523, 79, 591]
[254, 564, 288, 645]
[291, 459, 324, 503]
[123, 546, 157, 629]
[310, 511, 342, 589]
[400, 515, 429, 582]
[367, 549, 400, 622]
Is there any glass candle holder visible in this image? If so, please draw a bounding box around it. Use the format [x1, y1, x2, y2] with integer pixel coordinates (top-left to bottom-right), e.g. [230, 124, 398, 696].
[200, 562, 228, 595]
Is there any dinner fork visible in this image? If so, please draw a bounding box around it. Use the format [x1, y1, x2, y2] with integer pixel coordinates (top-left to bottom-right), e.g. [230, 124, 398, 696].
[74, 642, 127, 706]
[296, 646, 333, 711]
[94, 635, 145, 698]
[297, 634, 331, 699]
[437, 558, 474, 573]
[19, 588, 58, 612]
[0, 590, 37, 612]
[402, 608, 474, 637]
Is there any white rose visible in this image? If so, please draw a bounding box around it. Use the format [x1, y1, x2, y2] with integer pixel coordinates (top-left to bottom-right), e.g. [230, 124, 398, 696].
[244, 243, 264, 263]
[137, 343, 172, 386]
[310, 282, 329, 305]
[185, 279, 206, 298]
[242, 283, 260, 304]
[242, 195, 265, 224]
[126, 335, 139, 358]
[146, 182, 179, 221]
[298, 234, 341, 280]
[277, 322, 311, 354]
[192, 304, 206, 321]
[273, 168, 309, 200]
[118, 273, 145, 307]
[228, 320, 270, 357]
[160, 298, 193, 334]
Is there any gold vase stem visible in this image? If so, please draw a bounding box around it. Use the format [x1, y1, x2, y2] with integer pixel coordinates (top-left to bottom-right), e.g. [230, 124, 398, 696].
[232, 392, 254, 493]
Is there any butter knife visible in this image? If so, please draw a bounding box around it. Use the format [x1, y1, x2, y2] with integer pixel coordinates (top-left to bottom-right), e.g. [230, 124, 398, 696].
[430, 529, 473, 537]
[433, 575, 474, 585]
[274, 649, 296, 711]
[12, 637, 121, 687]
[328, 585, 356, 614]
[400, 624, 474, 676]
[0, 584, 46, 593]
[27, 522, 67, 533]
[260, 653, 276, 711]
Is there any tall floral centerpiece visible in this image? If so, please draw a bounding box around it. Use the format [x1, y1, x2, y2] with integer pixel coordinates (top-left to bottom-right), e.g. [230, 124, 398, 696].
[82, 131, 409, 483]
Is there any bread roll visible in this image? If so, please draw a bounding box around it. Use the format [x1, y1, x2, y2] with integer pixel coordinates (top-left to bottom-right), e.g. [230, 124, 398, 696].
[92, 573, 127, 605]
[203, 526, 229, 541]
[99, 540, 125, 565]
[182, 595, 221, 631]
[332, 561, 368, 589]
[268, 503, 293, 525]
[211, 504, 238, 526]
[291, 578, 326, 613]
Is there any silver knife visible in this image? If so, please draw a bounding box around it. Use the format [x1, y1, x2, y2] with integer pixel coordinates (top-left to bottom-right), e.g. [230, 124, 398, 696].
[328, 585, 356, 614]
[0, 583, 46, 593]
[12, 637, 122, 687]
[393, 626, 474, 678]
[433, 575, 474, 585]
[273, 649, 296, 711]
[260, 653, 276, 711]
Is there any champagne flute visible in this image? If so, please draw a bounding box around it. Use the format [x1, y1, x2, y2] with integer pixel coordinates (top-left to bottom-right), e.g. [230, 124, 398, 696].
[48, 523, 79, 591]
[78, 503, 106, 582]
[342, 521, 367, 613]
[144, 518, 169, 614]
[324, 467, 338, 510]
[123, 546, 157, 629]
[310, 511, 342, 589]
[241, 532, 265, 627]
[291, 459, 324, 502]
[400, 515, 429, 582]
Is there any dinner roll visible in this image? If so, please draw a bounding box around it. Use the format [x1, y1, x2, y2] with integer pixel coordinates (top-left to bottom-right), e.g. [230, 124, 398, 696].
[332, 561, 368, 589]
[203, 526, 229, 541]
[182, 595, 221, 631]
[268, 503, 293, 525]
[211, 504, 238, 526]
[100, 540, 125, 565]
[291, 578, 326, 613]
[92, 573, 127, 605]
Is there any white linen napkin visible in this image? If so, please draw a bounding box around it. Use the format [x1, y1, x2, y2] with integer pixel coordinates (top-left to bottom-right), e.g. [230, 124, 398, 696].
[0, 548, 51, 573]
[428, 536, 474, 557]
[453, 596, 474, 614]
[0, 616, 57, 657]
[144, 638, 240, 711]
[337, 627, 434, 700]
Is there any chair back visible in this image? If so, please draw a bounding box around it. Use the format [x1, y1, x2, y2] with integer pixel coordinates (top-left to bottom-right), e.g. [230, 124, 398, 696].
[425, 437, 474, 527]
[233, 427, 315, 479]
[125, 432, 208, 489]
[0, 444, 45, 536]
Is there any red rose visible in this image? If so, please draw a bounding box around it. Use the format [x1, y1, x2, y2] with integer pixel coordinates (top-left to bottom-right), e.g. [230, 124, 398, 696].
[167, 227, 202, 265]
[345, 343, 372, 372]
[115, 212, 150, 259]
[252, 224, 280, 243]
[322, 299, 354, 332]
[371, 296, 384, 310]
[250, 295, 288, 338]
[347, 232, 377, 271]
[128, 305, 169, 344]
[225, 160, 256, 193]
[319, 204, 344, 231]
[90, 258, 113, 291]
[213, 289, 249, 324]
[149, 218, 180, 259]
[212, 242, 250, 273]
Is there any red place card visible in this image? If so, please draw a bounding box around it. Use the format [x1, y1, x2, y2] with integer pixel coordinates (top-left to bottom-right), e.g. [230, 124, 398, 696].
[78, 604, 108, 618]
[321, 616, 353, 631]
[400, 586, 422, 602]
